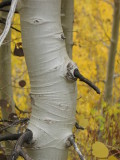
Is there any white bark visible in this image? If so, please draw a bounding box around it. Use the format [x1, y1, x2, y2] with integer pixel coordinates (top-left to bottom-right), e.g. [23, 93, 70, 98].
[61, 0, 74, 59]
[19, 0, 77, 159]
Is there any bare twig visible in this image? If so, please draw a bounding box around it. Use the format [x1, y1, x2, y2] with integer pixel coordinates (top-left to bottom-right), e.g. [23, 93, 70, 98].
[0, 9, 10, 12]
[0, 118, 29, 132]
[68, 135, 85, 160]
[0, 0, 12, 9]
[10, 129, 33, 160]
[74, 68, 100, 94]
[0, 133, 21, 141]
[0, 8, 19, 13]
[0, 17, 21, 32]
[75, 122, 85, 130]
[15, 105, 31, 114]
[103, 0, 114, 7]
[0, 119, 12, 123]
[113, 74, 120, 79]
[93, 15, 111, 42]
[94, 73, 120, 84]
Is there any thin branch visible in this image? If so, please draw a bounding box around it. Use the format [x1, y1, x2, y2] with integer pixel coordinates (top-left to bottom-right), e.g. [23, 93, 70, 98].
[94, 73, 120, 85]
[10, 129, 33, 160]
[0, 0, 12, 9]
[0, 119, 12, 123]
[1, 36, 21, 45]
[103, 0, 114, 7]
[101, 41, 110, 48]
[0, 8, 19, 13]
[0, 9, 10, 12]
[93, 15, 111, 42]
[0, 133, 21, 141]
[75, 122, 85, 130]
[74, 68, 100, 94]
[113, 74, 120, 79]
[68, 135, 85, 160]
[0, 118, 29, 133]
[0, 17, 21, 32]
[15, 105, 31, 114]
[0, 0, 19, 46]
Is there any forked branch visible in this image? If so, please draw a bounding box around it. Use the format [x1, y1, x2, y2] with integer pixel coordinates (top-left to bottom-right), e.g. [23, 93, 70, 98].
[10, 129, 33, 160]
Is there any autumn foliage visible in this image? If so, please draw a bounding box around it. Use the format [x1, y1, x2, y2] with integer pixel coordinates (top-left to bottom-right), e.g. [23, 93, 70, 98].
[0, 0, 120, 160]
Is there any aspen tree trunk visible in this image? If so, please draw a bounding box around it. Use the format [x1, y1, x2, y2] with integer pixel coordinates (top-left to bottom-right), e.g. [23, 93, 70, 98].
[104, 0, 120, 103]
[19, 0, 77, 159]
[0, 3, 15, 155]
[0, 9, 14, 120]
[61, 0, 74, 59]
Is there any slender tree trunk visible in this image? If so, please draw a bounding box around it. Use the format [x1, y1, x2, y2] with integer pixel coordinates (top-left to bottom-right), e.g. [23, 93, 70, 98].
[61, 0, 74, 59]
[19, 0, 77, 159]
[0, 33, 14, 119]
[0, 5, 14, 121]
[98, 0, 120, 142]
[0, 2, 15, 155]
[104, 0, 120, 103]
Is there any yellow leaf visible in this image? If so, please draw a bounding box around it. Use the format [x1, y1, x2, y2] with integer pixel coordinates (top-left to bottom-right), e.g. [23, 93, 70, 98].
[92, 141, 109, 158]
[78, 115, 89, 128]
[108, 156, 118, 160]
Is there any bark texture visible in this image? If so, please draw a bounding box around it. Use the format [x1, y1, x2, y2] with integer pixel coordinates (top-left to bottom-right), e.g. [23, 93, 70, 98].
[19, 0, 77, 159]
[61, 0, 74, 59]
[104, 0, 120, 103]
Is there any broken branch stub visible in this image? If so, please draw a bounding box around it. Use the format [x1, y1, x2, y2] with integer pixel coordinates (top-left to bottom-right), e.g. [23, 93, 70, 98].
[74, 68, 100, 94]
[65, 61, 100, 94]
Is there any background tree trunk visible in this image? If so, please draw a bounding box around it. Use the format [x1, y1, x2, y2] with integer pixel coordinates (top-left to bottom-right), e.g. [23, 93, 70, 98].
[104, 0, 120, 103]
[19, 0, 77, 159]
[0, 2, 14, 121]
[61, 0, 74, 59]
[0, 32, 14, 119]
[0, 1, 15, 155]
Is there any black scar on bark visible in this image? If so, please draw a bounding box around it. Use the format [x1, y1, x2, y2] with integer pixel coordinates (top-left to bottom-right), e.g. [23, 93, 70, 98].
[74, 68, 100, 94]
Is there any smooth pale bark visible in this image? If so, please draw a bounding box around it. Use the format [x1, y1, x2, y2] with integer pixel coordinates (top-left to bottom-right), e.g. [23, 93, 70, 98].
[19, 0, 77, 159]
[61, 0, 74, 59]
[104, 0, 120, 103]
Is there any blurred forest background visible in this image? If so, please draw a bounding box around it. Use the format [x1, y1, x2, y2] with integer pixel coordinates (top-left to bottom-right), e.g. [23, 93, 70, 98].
[0, 0, 120, 160]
